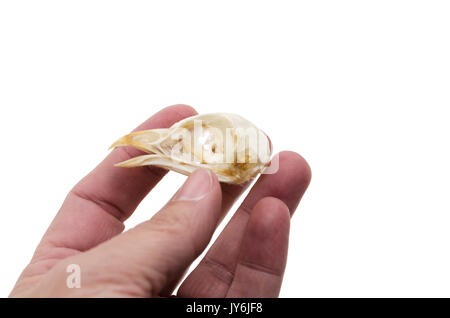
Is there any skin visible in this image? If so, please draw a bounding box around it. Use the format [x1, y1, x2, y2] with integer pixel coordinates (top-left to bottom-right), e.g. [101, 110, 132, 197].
[9, 104, 311, 298]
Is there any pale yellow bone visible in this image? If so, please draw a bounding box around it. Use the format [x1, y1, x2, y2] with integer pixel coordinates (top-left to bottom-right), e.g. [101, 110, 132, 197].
[109, 129, 168, 154]
[110, 113, 272, 184]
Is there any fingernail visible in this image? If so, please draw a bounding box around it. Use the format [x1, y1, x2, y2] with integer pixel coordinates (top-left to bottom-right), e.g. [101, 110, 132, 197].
[172, 169, 213, 201]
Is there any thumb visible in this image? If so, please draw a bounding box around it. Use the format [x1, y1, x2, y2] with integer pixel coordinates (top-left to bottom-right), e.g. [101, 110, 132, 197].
[53, 169, 222, 297]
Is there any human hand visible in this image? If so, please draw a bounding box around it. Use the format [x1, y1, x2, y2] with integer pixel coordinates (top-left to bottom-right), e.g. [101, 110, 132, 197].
[10, 105, 311, 298]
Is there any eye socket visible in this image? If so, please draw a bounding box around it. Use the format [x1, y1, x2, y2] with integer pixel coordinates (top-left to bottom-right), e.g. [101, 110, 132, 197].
[212, 144, 216, 153]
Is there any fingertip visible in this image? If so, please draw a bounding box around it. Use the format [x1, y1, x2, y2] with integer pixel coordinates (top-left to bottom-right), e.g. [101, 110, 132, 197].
[250, 197, 290, 241]
[207, 168, 220, 186]
[277, 151, 312, 187]
[133, 104, 198, 132]
[171, 169, 218, 202]
[251, 151, 311, 214]
[164, 104, 198, 119]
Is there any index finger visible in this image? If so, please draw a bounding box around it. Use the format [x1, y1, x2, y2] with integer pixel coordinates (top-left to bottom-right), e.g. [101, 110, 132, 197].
[33, 104, 198, 260]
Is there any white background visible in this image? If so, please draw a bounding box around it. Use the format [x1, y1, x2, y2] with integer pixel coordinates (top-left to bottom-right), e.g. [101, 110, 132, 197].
[1, 1, 449, 297]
